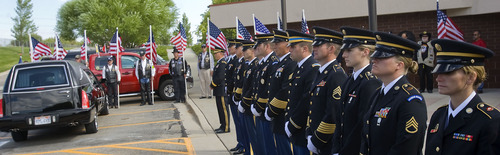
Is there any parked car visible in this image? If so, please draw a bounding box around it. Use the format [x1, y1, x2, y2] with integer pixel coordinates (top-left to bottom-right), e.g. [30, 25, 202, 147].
[0, 60, 109, 142]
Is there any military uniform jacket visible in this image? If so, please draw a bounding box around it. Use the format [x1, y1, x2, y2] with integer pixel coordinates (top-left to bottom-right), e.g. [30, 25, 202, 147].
[210, 59, 227, 96]
[285, 56, 319, 147]
[307, 60, 347, 153]
[267, 54, 296, 134]
[360, 77, 427, 155]
[233, 57, 245, 102]
[225, 55, 238, 96]
[425, 94, 500, 155]
[255, 52, 278, 113]
[241, 58, 259, 116]
[331, 65, 381, 155]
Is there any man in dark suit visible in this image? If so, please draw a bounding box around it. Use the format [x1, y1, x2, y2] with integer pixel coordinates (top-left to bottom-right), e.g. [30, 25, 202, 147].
[211, 47, 229, 134]
[265, 29, 296, 155]
[284, 29, 319, 155]
[331, 27, 381, 155]
[425, 39, 499, 155]
[306, 26, 347, 154]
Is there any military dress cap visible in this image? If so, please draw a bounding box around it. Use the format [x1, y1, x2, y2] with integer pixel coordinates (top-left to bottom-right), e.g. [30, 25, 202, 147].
[430, 39, 495, 74]
[272, 29, 288, 43]
[419, 31, 432, 38]
[240, 40, 255, 51]
[227, 38, 240, 47]
[371, 32, 420, 58]
[340, 26, 376, 50]
[235, 39, 245, 47]
[201, 44, 207, 48]
[212, 47, 225, 54]
[286, 29, 314, 46]
[312, 26, 343, 46]
[254, 33, 274, 48]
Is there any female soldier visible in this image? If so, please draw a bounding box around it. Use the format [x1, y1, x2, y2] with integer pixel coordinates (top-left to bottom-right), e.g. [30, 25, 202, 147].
[360, 32, 427, 155]
[425, 39, 499, 155]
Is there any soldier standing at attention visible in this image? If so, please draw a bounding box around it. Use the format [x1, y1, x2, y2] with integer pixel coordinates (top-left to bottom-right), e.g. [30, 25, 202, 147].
[135, 51, 156, 106]
[416, 31, 435, 93]
[306, 26, 347, 154]
[265, 29, 296, 155]
[331, 27, 381, 155]
[360, 32, 427, 155]
[102, 56, 121, 108]
[211, 47, 230, 134]
[425, 39, 499, 155]
[284, 29, 319, 155]
[198, 44, 214, 99]
[169, 48, 188, 103]
[229, 39, 247, 154]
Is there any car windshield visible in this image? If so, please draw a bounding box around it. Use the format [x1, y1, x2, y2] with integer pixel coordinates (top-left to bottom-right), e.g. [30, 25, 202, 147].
[13, 65, 69, 90]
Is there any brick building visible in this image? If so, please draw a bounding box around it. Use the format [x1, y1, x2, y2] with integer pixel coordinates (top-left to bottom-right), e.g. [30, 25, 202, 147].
[209, 0, 500, 88]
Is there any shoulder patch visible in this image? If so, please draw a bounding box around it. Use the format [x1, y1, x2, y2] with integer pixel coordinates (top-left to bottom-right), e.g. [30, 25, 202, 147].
[407, 95, 423, 102]
[402, 83, 418, 95]
[477, 102, 500, 119]
[312, 63, 320, 67]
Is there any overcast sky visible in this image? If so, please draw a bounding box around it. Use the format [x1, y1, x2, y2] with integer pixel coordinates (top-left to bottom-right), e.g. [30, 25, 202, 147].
[0, 0, 211, 42]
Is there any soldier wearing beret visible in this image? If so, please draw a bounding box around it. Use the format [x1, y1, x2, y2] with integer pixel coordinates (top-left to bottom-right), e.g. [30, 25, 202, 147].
[251, 33, 279, 154]
[360, 32, 427, 155]
[264, 29, 295, 155]
[211, 47, 230, 134]
[284, 29, 319, 155]
[425, 39, 500, 155]
[331, 27, 381, 155]
[305, 26, 347, 154]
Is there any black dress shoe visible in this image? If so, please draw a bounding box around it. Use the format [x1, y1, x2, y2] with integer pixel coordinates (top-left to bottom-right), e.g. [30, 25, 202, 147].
[199, 96, 206, 99]
[140, 103, 145, 106]
[428, 90, 433, 93]
[215, 129, 229, 134]
[233, 149, 244, 154]
[419, 89, 425, 93]
[208, 96, 212, 99]
[174, 101, 180, 103]
[230, 146, 240, 151]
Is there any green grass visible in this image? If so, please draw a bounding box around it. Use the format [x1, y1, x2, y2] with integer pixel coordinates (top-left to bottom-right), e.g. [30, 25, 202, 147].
[0, 46, 31, 72]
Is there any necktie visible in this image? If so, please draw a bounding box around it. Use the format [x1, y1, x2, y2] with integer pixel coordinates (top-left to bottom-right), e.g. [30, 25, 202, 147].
[445, 114, 452, 129]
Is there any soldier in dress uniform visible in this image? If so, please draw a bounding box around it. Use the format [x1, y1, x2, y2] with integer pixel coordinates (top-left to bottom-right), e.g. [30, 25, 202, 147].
[211, 47, 230, 134]
[305, 26, 347, 154]
[237, 40, 260, 154]
[226, 39, 246, 154]
[331, 27, 381, 155]
[229, 39, 247, 155]
[360, 32, 427, 155]
[283, 29, 319, 155]
[250, 33, 279, 155]
[135, 51, 156, 106]
[416, 31, 435, 93]
[102, 56, 121, 108]
[425, 39, 500, 155]
[264, 29, 296, 155]
[169, 48, 188, 103]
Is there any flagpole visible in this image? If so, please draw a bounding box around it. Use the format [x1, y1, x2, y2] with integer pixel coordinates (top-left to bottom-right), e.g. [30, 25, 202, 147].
[235, 16, 238, 39]
[179, 22, 188, 102]
[252, 14, 256, 35]
[54, 33, 59, 60]
[116, 27, 121, 108]
[84, 30, 88, 65]
[95, 44, 99, 58]
[277, 12, 280, 30]
[207, 17, 211, 54]
[149, 25, 155, 105]
[29, 34, 33, 62]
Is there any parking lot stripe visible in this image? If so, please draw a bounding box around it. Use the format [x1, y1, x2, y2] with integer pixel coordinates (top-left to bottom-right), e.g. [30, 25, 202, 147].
[107, 108, 176, 116]
[184, 137, 196, 155]
[152, 140, 186, 145]
[106, 145, 189, 154]
[59, 150, 110, 155]
[100, 119, 181, 129]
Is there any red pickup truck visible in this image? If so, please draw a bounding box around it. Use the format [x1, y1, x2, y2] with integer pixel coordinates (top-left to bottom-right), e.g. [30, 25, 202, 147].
[88, 52, 175, 100]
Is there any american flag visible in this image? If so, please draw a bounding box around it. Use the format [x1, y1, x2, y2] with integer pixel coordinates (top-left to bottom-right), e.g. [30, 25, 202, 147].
[236, 19, 253, 41]
[80, 37, 90, 61]
[31, 37, 51, 61]
[301, 10, 310, 34]
[147, 30, 158, 64]
[53, 35, 67, 60]
[277, 13, 283, 30]
[109, 29, 124, 54]
[207, 20, 228, 55]
[254, 16, 270, 35]
[170, 23, 187, 57]
[437, 2, 464, 41]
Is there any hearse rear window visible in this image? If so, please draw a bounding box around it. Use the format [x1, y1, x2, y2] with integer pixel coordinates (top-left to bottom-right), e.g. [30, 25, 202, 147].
[13, 65, 69, 90]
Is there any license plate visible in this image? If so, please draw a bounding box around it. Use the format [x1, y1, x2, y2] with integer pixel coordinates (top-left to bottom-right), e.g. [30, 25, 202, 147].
[34, 116, 51, 125]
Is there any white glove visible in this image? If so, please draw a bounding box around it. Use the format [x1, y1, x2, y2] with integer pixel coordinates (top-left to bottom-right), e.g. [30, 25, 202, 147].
[232, 96, 238, 105]
[251, 104, 261, 116]
[264, 107, 273, 121]
[238, 103, 245, 113]
[307, 135, 319, 154]
[285, 121, 292, 138]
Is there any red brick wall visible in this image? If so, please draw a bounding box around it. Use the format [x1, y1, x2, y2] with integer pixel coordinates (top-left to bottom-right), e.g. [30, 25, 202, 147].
[247, 11, 500, 88]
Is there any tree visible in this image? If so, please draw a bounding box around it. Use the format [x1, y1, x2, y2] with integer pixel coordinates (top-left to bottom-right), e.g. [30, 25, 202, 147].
[181, 13, 193, 46]
[11, 0, 38, 47]
[196, 1, 238, 45]
[56, 0, 178, 47]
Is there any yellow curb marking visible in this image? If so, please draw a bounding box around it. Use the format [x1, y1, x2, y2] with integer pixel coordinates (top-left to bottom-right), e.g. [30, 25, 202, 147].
[59, 150, 110, 155]
[107, 108, 176, 116]
[107, 145, 188, 154]
[100, 119, 181, 129]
